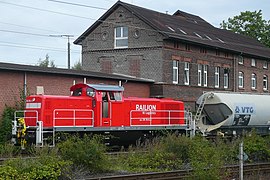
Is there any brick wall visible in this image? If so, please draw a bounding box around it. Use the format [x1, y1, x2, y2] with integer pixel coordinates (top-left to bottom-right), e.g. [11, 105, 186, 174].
[80, 5, 270, 111]
[0, 71, 24, 112]
[0, 70, 151, 117]
[81, 5, 164, 82]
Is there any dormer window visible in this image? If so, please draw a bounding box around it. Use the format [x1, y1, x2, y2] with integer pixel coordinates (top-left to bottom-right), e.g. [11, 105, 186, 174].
[204, 34, 212, 40]
[178, 28, 187, 35]
[115, 26, 128, 48]
[166, 25, 175, 32]
[217, 37, 225, 43]
[194, 32, 202, 39]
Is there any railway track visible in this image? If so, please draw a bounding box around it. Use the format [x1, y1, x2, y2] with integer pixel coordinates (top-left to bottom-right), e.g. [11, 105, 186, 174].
[1, 157, 270, 179]
[85, 162, 270, 180]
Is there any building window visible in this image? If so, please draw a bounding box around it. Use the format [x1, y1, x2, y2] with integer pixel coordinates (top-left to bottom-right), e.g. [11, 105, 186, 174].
[251, 73, 256, 89]
[216, 50, 220, 56]
[184, 62, 189, 85]
[185, 44, 190, 51]
[114, 26, 128, 48]
[238, 71, 244, 88]
[198, 64, 202, 86]
[203, 65, 208, 87]
[238, 56, 243, 64]
[224, 69, 229, 89]
[251, 59, 256, 67]
[200, 48, 207, 54]
[174, 42, 179, 49]
[214, 67, 220, 88]
[173, 60, 179, 84]
[263, 61, 268, 69]
[263, 75, 268, 91]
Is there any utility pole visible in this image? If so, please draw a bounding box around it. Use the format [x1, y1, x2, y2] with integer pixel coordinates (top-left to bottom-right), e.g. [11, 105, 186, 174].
[239, 141, 243, 180]
[50, 34, 74, 69]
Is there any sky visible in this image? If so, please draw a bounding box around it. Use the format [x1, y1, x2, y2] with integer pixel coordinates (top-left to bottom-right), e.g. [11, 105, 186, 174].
[0, 0, 269, 68]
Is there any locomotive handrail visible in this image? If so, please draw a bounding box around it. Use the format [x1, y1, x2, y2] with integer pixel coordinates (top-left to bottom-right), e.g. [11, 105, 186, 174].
[53, 109, 94, 127]
[14, 110, 39, 127]
[130, 110, 187, 126]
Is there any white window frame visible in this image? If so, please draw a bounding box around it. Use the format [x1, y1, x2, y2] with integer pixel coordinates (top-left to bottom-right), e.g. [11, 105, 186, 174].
[263, 61, 268, 69]
[263, 75, 268, 91]
[214, 67, 220, 88]
[251, 58, 256, 67]
[203, 65, 208, 87]
[238, 56, 243, 64]
[238, 71, 244, 88]
[184, 62, 190, 85]
[173, 60, 179, 84]
[251, 73, 256, 89]
[198, 64, 202, 86]
[114, 26, 128, 49]
[224, 71, 228, 89]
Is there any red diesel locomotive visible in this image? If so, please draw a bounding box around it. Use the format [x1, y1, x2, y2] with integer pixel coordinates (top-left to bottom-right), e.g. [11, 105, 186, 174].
[12, 83, 190, 147]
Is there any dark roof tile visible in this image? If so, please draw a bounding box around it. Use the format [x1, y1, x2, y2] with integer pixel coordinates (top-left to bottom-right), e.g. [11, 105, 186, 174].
[74, 1, 270, 60]
[0, 61, 154, 83]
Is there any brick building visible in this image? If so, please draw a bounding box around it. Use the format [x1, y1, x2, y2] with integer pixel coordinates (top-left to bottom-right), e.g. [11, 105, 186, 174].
[0, 62, 152, 116]
[74, 1, 270, 109]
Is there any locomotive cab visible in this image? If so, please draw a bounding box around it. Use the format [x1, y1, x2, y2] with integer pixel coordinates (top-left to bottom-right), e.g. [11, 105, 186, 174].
[70, 83, 124, 127]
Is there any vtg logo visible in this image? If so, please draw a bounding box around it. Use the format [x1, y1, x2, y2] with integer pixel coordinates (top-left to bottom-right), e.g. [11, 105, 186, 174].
[234, 104, 255, 114]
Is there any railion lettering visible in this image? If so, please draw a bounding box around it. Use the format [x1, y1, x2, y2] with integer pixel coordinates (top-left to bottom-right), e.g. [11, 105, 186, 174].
[135, 104, 157, 111]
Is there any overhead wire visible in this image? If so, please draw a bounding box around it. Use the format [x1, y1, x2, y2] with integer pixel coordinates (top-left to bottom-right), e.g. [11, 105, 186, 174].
[0, 0, 269, 57]
[0, 21, 63, 34]
[47, 0, 107, 10]
[0, 40, 80, 53]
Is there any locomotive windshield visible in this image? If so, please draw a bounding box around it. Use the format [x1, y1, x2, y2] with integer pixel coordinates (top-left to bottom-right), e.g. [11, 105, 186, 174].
[86, 88, 95, 97]
[72, 88, 82, 96]
[109, 92, 122, 101]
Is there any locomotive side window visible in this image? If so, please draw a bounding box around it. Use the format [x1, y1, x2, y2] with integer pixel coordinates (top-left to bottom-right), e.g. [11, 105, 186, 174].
[102, 92, 109, 118]
[72, 88, 82, 96]
[86, 88, 95, 97]
[109, 92, 122, 101]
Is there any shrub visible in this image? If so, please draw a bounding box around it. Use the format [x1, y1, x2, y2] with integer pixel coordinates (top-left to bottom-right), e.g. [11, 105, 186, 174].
[0, 155, 72, 179]
[0, 106, 15, 144]
[243, 131, 270, 162]
[189, 136, 225, 179]
[0, 143, 20, 158]
[58, 134, 109, 173]
[160, 133, 192, 163]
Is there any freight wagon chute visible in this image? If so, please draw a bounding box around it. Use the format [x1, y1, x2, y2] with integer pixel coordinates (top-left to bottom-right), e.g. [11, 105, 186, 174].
[196, 92, 270, 136]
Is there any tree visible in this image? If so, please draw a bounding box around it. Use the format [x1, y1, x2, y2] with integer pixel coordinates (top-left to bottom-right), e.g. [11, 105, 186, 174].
[220, 10, 270, 48]
[37, 54, 57, 68]
[72, 60, 82, 70]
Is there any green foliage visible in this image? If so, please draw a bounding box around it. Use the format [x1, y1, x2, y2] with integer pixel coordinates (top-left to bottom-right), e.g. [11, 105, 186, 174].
[243, 131, 270, 162]
[220, 10, 270, 48]
[189, 136, 225, 180]
[119, 148, 182, 172]
[0, 166, 20, 180]
[0, 143, 20, 158]
[37, 54, 57, 68]
[72, 60, 83, 70]
[0, 155, 72, 180]
[0, 106, 15, 144]
[58, 134, 109, 173]
[160, 134, 192, 162]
